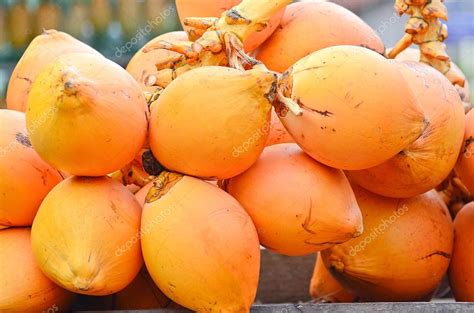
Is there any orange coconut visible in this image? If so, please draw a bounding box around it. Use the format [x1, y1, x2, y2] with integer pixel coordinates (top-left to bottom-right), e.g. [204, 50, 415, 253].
[26, 52, 148, 177]
[321, 186, 453, 301]
[310, 254, 356, 303]
[276, 45, 427, 170]
[455, 110, 474, 194]
[149, 66, 276, 179]
[142, 172, 260, 312]
[6, 29, 100, 112]
[449, 202, 474, 301]
[348, 61, 465, 198]
[31, 176, 143, 296]
[0, 228, 73, 312]
[126, 31, 188, 92]
[0, 110, 62, 228]
[226, 143, 363, 256]
[175, 0, 284, 52]
[256, 1, 385, 73]
[265, 109, 294, 146]
[391, 47, 471, 105]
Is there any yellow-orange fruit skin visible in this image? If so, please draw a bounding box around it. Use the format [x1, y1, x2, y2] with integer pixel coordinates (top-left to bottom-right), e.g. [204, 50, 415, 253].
[0, 228, 73, 312]
[449, 202, 474, 301]
[310, 254, 356, 303]
[6, 29, 100, 112]
[256, 1, 385, 73]
[265, 110, 294, 146]
[26, 53, 148, 177]
[456, 110, 474, 194]
[391, 47, 471, 105]
[227, 143, 363, 256]
[142, 174, 260, 312]
[126, 31, 188, 92]
[31, 176, 143, 296]
[321, 186, 453, 302]
[348, 61, 465, 198]
[149, 66, 275, 179]
[0, 110, 62, 228]
[278, 46, 427, 170]
[175, 0, 284, 52]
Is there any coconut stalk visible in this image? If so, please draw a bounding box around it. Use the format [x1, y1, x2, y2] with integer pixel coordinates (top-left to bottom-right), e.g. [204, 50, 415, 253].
[388, 0, 465, 87]
[143, 0, 292, 88]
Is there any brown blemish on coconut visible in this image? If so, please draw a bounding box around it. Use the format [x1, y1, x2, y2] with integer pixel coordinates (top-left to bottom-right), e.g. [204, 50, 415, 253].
[297, 99, 333, 117]
[15, 132, 32, 147]
[464, 136, 474, 153]
[417, 251, 451, 260]
[226, 9, 252, 25]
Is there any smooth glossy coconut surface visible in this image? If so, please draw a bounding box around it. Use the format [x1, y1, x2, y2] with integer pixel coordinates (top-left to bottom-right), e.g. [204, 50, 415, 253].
[227, 143, 363, 256]
[0, 110, 62, 228]
[256, 1, 385, 73]
[0, 228, 73, 312]
[348, 61, 465, 198]
[6, 29, 100, 112]
[176, 0, 284, 51]
[26, 52, 148, 177]
[322, 186, 453, 302]
[277, 45, 427, 170]
[456, 110, 474, 194]
[149, 67, 276, 179]
[31, 176, 143, 296]
[391, 47, 471, 105]
[449, 202, 474, 301]
[126, 31, 188, 92]
[142, 172, 260, 312]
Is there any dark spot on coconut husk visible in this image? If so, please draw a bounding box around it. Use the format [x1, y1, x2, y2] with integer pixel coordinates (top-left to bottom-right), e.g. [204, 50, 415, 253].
[418, 251, 451, 260]
[15, 132, 32, 147]
[142, 150, 165, 176]
[464, 136, 474, 153]
[296, 99, 333, 117]
[264, 77, 278, 103]
[17, 76, 32, 84]
[226, 9, 251, 24]
[273, 101, 289, 117]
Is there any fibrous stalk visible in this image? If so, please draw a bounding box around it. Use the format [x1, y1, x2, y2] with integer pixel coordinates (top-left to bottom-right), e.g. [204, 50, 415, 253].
[143, 0, 291, 87]
[388, 0, 465, 87]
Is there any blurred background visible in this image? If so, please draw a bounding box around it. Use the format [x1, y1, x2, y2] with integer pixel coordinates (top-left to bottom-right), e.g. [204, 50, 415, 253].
[0, 0, 473, 107]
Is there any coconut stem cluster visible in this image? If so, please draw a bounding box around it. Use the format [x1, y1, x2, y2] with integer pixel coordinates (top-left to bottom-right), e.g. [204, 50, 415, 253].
[388, 0, 465, 87]
[143, 0, 290, 88]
